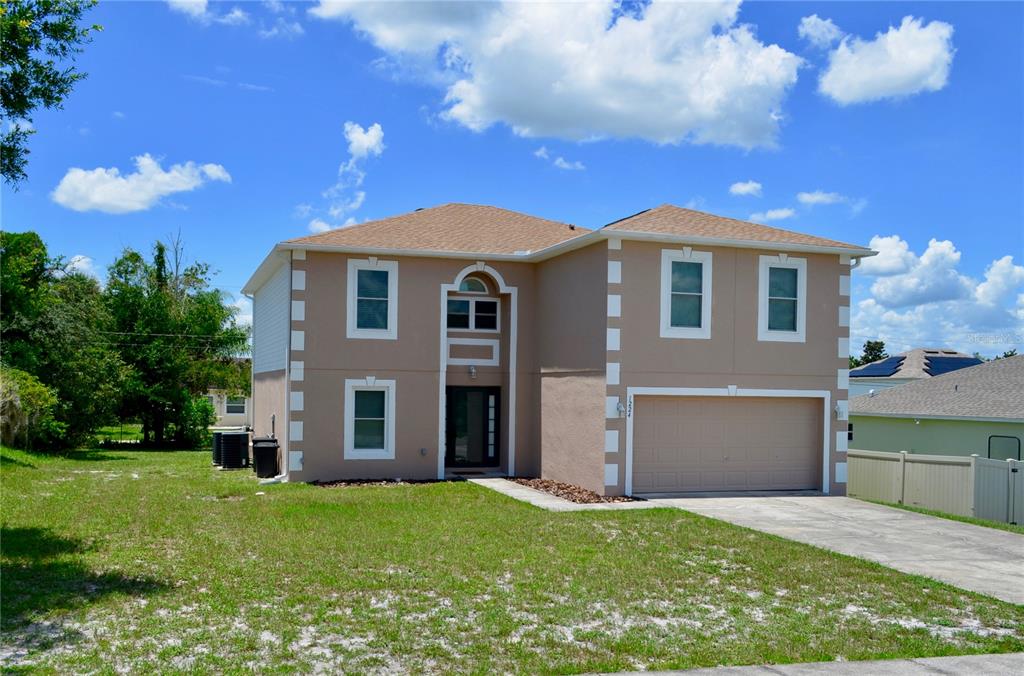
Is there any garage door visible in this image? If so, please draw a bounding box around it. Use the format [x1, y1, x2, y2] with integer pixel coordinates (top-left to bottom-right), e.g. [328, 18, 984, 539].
[632, 396, 821, 494]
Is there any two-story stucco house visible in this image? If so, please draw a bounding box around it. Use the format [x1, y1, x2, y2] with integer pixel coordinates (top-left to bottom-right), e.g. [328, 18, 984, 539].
[243, 203, 874, 496]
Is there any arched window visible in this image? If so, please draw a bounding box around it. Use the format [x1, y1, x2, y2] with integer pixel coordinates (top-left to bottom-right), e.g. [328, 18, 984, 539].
[459, 277, 487, 294]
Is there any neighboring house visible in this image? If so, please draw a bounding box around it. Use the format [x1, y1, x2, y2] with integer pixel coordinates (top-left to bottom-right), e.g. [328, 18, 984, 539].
[848, 348, 983, 397]
[243, 203, 874, 496]
[850, 356, 1024, 460]
[206, 389, 253, 428]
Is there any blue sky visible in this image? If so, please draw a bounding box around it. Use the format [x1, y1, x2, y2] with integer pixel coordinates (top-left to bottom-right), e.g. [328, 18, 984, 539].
[3, 1, 1022, 356]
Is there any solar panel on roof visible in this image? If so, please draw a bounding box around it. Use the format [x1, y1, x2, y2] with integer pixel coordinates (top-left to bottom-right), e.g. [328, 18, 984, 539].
[850, 356, 905, 377]
[925, 356, 983, 377]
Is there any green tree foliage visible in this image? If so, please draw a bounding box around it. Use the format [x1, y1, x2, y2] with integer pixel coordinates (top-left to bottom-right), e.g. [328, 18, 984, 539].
[1, 0, 101, 184]
[0, 365, 63, 448]
[850, 340, 888, 368]
[104, 237, 249, 445]
[0, 231, 123, 446]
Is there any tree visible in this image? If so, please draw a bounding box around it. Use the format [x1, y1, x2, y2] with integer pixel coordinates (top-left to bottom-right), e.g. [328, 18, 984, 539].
[851, 340, 888, 368]
[0, 230, 123, 446]
[1, 0, 101, 184]
[104, 237, 249, 445]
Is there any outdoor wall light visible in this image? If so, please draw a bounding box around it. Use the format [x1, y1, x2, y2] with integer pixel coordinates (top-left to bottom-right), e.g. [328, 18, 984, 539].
[616, 401, 626, 417]
[469, 365, 477, 380]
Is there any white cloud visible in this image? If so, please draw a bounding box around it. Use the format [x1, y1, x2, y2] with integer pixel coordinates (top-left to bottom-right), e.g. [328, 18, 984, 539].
[552, 157, 585, 171]
[868, 238, 972, 308]
[311, 0, 802, 149]
[238, 82, 273, 92]
[976, 256, 1024, 306]
[798, 15, 843, 49]
[749, 208, 795, 222]
[729, 180, 762, 197]
[167, 0, 207, 20]
[797, 190, 846, 205]
[858, 235, 918, 276]
[533, 146, 549, 160]
[112, 111, 125, 119]
[852, 238, 1024, 356]
[820, 16, 955, 105]
[294, 203, 313, 218]
[66, 255, 98, 279]
[51, 154, 231, 214]
[216, 7, 250, 26]
[231, 296, 253, 327]
[308, 218, 332, 233]
[344, 121, 385, 162]
[328, 190, 365, 218]
[259, 17, 305, 39]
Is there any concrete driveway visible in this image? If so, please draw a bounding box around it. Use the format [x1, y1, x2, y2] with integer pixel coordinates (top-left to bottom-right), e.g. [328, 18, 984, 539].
[647, 496, 1024, 605]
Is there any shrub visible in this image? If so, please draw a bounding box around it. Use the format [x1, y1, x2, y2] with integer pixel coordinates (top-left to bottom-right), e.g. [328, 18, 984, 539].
[0, 366, 65, 449]
[179, 395, 216, 450]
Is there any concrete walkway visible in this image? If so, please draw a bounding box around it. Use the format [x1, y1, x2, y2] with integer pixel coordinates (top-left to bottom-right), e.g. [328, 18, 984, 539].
[468, 478, 658, 512]
[649, 496, 1024, 605]
[619, 651, 1023, 675]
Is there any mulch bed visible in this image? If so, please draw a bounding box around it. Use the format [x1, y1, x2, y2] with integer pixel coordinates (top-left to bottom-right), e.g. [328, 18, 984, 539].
[511, 477, 639, 504]
[312, 478, 438, 488]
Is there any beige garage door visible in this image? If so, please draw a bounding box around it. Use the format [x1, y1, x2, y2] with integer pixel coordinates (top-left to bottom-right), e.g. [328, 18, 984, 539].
[632, 396, 821, 494]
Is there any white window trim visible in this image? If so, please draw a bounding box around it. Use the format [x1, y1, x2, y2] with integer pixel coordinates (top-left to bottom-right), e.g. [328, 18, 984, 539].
[347, 259, 399, 340]
[343, 378, 396, 460]
[757, 255, 807, 343]
[225, 396, 247, 415]
[659, 248, 712, 339]
[446, 295, 501, 333]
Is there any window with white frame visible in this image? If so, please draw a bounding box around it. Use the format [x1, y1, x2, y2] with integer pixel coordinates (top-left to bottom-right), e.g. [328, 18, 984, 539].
[225, 396, 246, 415]
[458, 277, 488, 294]
[344, 379, 396, 460]
[346, 259, 398, 340]
[660, 249, 712, 339]
[757, 255, 807, 342]
[447, 297, 499, 332]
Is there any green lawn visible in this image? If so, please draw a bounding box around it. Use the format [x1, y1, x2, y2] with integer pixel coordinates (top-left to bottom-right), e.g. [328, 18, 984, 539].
[863, 499, 1024, 536]
[2, 448, 1023, 673]
[94, 423, 144, 444]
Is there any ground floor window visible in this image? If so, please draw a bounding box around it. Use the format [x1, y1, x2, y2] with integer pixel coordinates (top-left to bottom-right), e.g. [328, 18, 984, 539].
[225, 396, 246, 414]
[344, 379, 396, 460]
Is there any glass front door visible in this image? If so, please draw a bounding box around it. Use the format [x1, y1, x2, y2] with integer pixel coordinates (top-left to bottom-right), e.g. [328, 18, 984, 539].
[445, 387, 500, 467]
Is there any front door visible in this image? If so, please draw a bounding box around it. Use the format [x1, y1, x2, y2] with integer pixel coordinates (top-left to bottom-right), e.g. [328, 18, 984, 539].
[445, 387, 500, 467]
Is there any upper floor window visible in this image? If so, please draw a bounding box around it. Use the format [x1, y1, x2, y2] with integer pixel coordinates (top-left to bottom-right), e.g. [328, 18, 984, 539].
[447, 297, 500, 332]
[225, 396, 246, 415]
[458, 277, 488, 294]
[757, 255, 806, 343]
[347, 259, 399, 340]
[659, 249, 712, 339]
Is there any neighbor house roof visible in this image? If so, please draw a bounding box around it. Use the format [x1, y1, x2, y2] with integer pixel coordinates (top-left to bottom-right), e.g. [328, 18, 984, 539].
[603, 204, 866, 251]
[850, 348, 983, 381]
[850, 355, 1024, 422]
[286, 203, 589, 256]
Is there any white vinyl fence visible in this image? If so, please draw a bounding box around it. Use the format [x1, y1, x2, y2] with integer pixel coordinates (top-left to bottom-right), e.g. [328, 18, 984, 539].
[848, 449, 1023, 525]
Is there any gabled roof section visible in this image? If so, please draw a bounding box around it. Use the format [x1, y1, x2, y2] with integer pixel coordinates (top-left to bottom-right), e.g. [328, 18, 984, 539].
[851, 348, 982, 381]
[603, 204, 869, 253]
[850, 355, 1024, 422]
[285, 203, 589, 256]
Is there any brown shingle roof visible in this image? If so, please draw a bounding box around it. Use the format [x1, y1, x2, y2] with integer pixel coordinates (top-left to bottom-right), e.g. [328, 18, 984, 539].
[604, 204, 865, 251]
[850, 355, 1024, 421]
[286, 203, 589, 255]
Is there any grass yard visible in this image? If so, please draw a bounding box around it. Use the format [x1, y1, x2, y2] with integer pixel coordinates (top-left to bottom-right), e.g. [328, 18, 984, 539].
[2, 448, 1023, 673]
[94, 423, 144, 444]
[864, 499, 1024, 536]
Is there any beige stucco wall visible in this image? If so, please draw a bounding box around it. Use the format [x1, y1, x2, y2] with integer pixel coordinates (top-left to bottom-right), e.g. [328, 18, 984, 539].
[608, 240, 851, 495]
[534, 243, 608, 491]
[850, 415, 1024, 459]
[288, 252, 541, 482]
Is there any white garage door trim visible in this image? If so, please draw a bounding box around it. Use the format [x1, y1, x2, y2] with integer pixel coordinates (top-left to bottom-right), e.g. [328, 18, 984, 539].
[625, 387, 832, 496]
